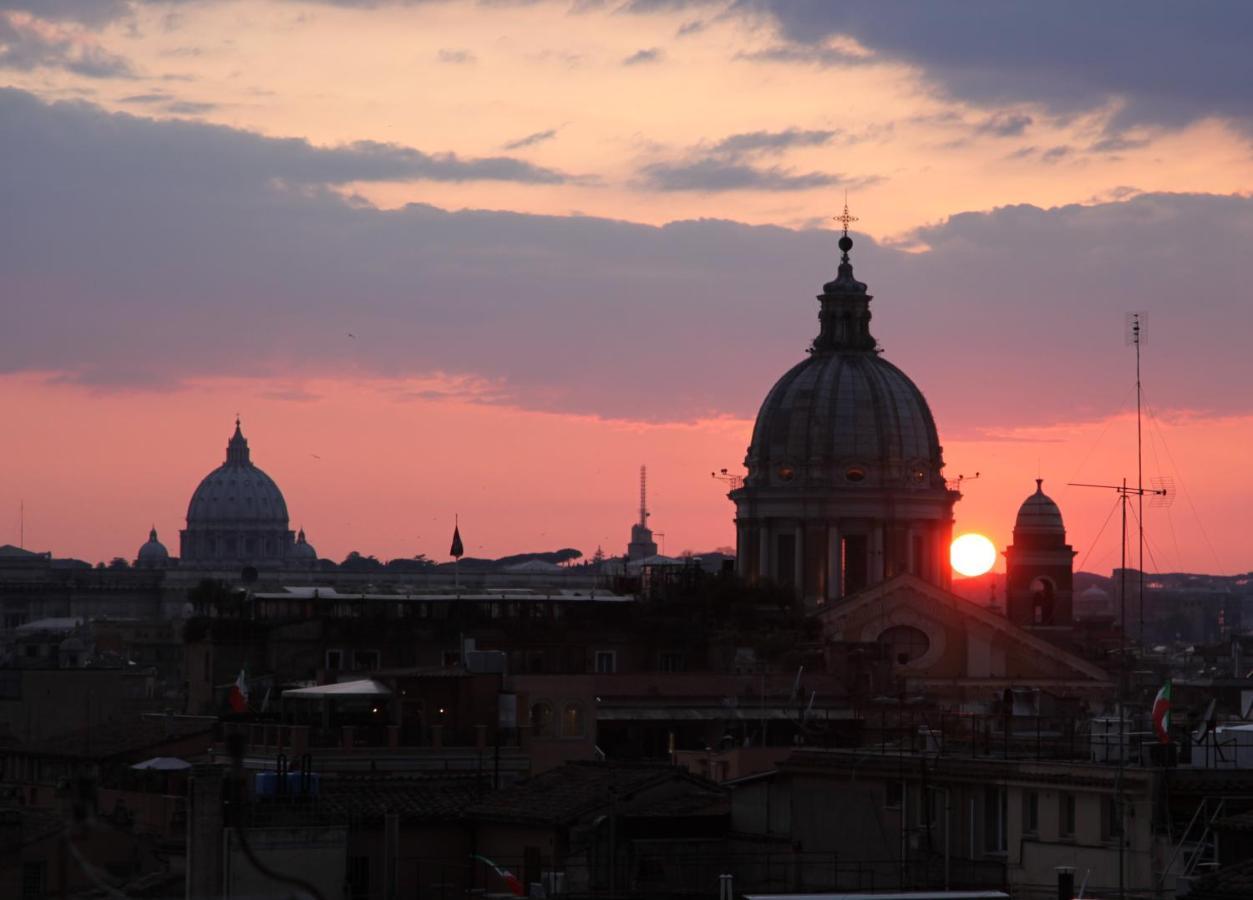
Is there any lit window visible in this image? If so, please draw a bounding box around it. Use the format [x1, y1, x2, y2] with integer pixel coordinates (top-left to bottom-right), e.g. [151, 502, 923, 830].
[561, 703, 585, 738]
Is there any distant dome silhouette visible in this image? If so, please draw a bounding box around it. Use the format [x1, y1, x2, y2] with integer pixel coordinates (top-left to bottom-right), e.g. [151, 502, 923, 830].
[136, 527, 169, 567]
[291, 528, 318, 562]
[179, 419, 294, 566]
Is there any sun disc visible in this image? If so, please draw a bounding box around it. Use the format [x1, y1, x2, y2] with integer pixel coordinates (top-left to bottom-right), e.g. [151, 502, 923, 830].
[951, 533, 996, 577]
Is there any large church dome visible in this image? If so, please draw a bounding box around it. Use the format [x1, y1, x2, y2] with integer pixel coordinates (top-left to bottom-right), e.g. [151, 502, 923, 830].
[748, 354, 942, 490]
[187, 437, 289, 525]
[179, 420, 294, 566]
[744, 232, 943, 490]
[731, 223, 958, 606]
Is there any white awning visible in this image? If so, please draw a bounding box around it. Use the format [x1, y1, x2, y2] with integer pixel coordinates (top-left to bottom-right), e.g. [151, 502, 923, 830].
[130, 757, 192, 771]
[282, 679, 392, 698]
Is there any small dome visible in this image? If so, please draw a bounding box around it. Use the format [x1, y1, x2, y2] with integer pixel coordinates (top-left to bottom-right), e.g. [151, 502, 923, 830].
[1015, 479, 1065, 534]
[1075, 584, 1114, 619]
[137, 527, 170, 566]
[291, 528, 318, 561]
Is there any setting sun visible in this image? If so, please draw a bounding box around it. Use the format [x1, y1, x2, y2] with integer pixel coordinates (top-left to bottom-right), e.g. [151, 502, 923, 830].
[951, 533, 997, 577]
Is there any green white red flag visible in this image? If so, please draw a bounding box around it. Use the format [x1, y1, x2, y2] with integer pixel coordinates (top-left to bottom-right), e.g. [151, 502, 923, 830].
[470, 855, 523, 896]
[228, 668, 249, 713]
[1152, 680, 1172, 744]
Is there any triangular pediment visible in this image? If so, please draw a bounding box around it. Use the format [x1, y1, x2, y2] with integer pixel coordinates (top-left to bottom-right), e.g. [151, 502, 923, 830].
[816, 574, 1111, 684]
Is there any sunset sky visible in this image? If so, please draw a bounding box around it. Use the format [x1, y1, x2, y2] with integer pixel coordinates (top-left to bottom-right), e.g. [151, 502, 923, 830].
[3, 1, 1252, 573]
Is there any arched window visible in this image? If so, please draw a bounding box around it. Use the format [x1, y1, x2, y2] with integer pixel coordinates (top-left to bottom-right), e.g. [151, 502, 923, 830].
[531, 701, 554, 737]
[879, 625, 930, 666]
[561, 702, 585, 738]
[1030, 577, 1056, 625]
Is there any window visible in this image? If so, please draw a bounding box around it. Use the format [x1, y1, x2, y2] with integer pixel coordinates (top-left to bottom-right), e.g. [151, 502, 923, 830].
[879, 625, 930, 666]
[1102, 795, 1124, 841]
[0, 671, 20, 700]
[910, 534, 925, 577]
[594, 651, 616, 674]
[842, 535, 868, 595]
[561, 702, 585, 738]
[22, 861, 46, 900]
[884, 781, 903, 810]
[776, 533, 796, 586]
[353, 650, 381, 671]
[984, 787, 1007, 853]
[531, 701, 554, 737]
[660, 652, 685, 673]
[1023, 791, 1039, 835]
[347, 855, 370, 900]
[326, 649, 343, 670]
[1060, 792, 1076, 838]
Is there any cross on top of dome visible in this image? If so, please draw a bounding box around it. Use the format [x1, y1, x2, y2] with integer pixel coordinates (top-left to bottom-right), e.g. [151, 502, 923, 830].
[833, 197, 858, 237]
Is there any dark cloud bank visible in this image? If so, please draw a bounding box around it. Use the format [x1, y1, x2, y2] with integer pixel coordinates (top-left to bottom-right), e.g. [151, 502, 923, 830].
[3, 88, 1252, 435]
[743, 0, 1253, 133]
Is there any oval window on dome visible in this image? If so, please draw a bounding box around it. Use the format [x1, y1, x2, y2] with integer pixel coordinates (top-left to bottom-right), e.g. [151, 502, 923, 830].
[912, 468, 927, 484]
[845, 466, 866, 483]
[777, 465, 796, 482]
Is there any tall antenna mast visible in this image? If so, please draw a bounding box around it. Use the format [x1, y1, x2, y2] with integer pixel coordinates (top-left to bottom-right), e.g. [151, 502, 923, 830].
[639, 465, 648, 529]
[1126, 313, 1146, 644]
[1070, 475, 1169, 900]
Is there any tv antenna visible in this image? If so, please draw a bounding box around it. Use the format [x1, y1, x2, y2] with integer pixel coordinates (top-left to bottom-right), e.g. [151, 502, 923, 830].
[1070, 475, 1171, 900]
[1070, 479, 1173, 644]
[1126, 312, 1170, 642]
[711, 468, 744, 490]
[639, 465, 649, 527]
[946, 472, 980, 492]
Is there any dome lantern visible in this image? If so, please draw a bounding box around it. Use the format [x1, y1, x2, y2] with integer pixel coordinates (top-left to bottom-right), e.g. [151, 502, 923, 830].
[225, 417, 251, 466]
[813, 225, 875, 353]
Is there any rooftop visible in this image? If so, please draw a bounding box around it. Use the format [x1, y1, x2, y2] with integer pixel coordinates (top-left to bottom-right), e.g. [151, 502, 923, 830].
[17, 714, 216, 760]
[465, 760, 723, 826]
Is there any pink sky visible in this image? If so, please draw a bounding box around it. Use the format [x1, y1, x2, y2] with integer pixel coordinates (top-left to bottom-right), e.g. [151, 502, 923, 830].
[1, 373, 1246, 575]
[2, 2, 1252, 573]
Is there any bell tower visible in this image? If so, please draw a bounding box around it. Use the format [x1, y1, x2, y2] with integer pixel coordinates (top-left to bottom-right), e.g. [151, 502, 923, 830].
[1004, 479, 1076, 628]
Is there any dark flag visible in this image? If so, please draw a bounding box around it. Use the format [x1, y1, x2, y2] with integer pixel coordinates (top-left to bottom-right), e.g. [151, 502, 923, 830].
[450, 523, 464, 559]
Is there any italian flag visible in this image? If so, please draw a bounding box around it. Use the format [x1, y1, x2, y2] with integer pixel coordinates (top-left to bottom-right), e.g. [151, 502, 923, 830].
[228, 669, 249, 713]
[471, 855, 524, 897]
[1152, 680, 1172, 745]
